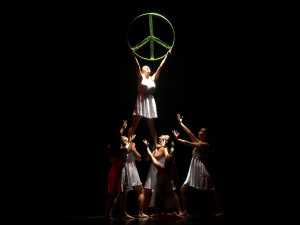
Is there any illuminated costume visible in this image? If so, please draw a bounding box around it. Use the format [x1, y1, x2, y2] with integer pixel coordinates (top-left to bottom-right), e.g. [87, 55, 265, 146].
[133, 75, 157, 118]
[184, 148, 215, 190]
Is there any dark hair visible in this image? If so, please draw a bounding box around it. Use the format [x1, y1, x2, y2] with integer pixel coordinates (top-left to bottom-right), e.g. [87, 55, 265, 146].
[201, 127, 217, 154]
[164, 155, 175, 170]
[202, 127, 209, 138]
[164, 155, 179, 187]
[107, 129, 122, 157]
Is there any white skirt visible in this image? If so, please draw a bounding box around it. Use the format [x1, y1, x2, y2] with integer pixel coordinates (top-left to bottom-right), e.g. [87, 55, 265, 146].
[184, 157, 215, 190]
[126, 161, 142, 187]
[133, 93, 157, 118]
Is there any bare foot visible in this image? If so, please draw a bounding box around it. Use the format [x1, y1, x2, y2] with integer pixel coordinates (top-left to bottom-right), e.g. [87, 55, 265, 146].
[104, 216, 117, 221]
[122, 214, 134, 219]
[138, 213, 149, 218]
[172, 212, 184, 218]
[214, 212, 225, 217]
[179, 211, 189, 217]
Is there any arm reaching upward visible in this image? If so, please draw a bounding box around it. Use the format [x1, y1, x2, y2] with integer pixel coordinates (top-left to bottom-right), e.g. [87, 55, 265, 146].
[172, 130, 202, 148]
[131, 143, 142, 161]
[152, 50, 171, 81]
[120, 120, 127, 136]
[176, 114, 199, 142]
[143, 139, 162, 168]
[130, 47, 142, 78]
[125, 134, 136, 154]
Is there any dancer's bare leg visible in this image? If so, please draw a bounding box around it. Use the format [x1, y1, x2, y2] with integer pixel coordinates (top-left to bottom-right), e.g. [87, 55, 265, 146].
[105, 191, 118, 220]
[172, 192, 182, 215]
[147, 118, 157, 148]
[109, 192, 120, 217]
[180, 184, 190, 216]
[212, 190, 225, 217]
[120, 191, 134, 219]
[133, 185, 149, 217]
[128, 115, 142, 138]
[143, 188, 152, 214]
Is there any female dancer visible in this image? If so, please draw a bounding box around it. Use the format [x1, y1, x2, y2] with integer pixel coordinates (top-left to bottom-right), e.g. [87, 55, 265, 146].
[127, 48, 172, 149]
[110, 135, 148, 218]
[143, 135, 182, 216]
[172, 113, 225, 217]
[105, 120, 135, 220]
[143, 139, 182, 218]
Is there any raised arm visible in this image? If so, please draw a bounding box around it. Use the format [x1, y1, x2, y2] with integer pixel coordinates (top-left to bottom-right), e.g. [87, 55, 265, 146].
[172, 130, 202, 148]
[120, 120, 127, 136]
[125, 134, 136, 154]
[130, 47, 142, 78]
[176, 113, 199, 142]
[152, 50, 171, 81]
[143, 140, 162, 168]
[131, 143, 142, 161]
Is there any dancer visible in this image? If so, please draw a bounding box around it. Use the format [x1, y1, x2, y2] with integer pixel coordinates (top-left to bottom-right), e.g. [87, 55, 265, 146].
[104, 120, 136, 220]
[172, 113, 225, 217]
[143, 139, 182, 218]
[127, 48, 172, 149]
[110, 135, 149, 218]
[143, 135, 182, 216]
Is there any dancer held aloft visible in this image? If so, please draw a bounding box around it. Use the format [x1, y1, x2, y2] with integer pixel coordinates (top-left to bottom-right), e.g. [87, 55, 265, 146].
[172, 113, 225, 217]
[127, 48, 172, 149]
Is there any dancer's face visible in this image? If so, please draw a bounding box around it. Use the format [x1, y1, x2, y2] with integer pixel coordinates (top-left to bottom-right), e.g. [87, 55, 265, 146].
[198, 128, 207, 141]
[159, 135, 169, 144]
[121, 136, 128, 144]
[142, 66, 151, 75]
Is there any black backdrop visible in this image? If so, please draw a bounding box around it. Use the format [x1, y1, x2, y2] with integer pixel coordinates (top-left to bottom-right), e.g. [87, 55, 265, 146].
[39, 1, 271, 219]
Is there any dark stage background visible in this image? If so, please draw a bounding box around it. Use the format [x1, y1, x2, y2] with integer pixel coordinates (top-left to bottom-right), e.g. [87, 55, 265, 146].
[39, 1, 271, 220]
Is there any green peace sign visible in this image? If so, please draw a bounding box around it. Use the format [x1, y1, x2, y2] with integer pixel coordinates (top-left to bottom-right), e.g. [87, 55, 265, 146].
[127, 13, 175, 61]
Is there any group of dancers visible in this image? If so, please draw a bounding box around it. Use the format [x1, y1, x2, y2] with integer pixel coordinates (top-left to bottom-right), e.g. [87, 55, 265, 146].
[104, 48, 225, 220]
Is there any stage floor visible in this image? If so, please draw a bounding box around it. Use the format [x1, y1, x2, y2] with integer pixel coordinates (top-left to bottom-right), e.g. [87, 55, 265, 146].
[63, 213, 237, 225]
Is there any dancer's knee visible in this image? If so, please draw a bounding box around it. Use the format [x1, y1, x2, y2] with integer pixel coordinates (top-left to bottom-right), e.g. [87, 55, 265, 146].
[180, 185, 188, 194]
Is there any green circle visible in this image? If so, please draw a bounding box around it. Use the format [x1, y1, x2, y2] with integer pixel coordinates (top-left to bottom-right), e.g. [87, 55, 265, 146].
[127, 13, 175, 61]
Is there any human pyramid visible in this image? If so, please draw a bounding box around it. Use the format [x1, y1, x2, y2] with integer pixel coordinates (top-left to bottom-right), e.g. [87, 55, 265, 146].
[104, 47, 225, 220]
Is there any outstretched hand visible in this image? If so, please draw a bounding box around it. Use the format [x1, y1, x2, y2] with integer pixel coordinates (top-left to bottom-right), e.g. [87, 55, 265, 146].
[172, 130, 180, 140]
[176, 113, 183, 124]
[128, 134, 136, 143]
[143, 139, 153, 156]
[143, 139, 149, 147]
[122, 120, 127, 130]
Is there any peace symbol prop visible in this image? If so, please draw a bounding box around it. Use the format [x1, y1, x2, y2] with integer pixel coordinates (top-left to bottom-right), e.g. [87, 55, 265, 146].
[127, 13, 175, 61]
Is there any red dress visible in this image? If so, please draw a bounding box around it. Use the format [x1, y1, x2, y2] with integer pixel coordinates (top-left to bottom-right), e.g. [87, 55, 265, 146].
[107, 155, 125, 193]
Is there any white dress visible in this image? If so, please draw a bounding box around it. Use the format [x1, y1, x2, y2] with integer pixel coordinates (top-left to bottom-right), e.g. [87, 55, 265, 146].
[144, 150, 177, 208]
[133, 75, 157, 118]
[183, 148, 215, 190]
[125, 151, 142, 189]
[144, 151, 165, 190]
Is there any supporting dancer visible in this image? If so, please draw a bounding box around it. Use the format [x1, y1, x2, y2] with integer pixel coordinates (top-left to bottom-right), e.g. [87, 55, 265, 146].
[172, 113, 225, 217]
[143, 139, 182, 218]
[110, 135, 149, 218]
[104, 120, 135, 220]
[127, 48, 172, 149]
[143, 135, 182, 216]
